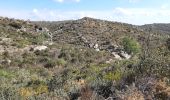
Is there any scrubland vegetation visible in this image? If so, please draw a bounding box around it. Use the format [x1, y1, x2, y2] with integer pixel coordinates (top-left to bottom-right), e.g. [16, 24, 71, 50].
[0, 17, 169, 100]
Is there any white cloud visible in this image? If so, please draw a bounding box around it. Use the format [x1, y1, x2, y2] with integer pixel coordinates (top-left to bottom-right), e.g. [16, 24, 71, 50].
[112, 7, 170, 24]
[1, 7, 170, 25]
[161, 4, 169, 9]
[33, 9, 38, 13]
[53, 0, 80, 3]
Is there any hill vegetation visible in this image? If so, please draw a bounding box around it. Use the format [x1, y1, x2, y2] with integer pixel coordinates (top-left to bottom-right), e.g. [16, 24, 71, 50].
[0, 16, 170, 100]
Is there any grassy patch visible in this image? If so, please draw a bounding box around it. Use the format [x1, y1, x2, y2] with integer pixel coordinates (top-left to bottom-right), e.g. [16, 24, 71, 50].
[0, 69, 15, 78]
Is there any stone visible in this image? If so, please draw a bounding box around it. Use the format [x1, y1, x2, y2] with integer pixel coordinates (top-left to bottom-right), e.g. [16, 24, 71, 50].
[1, 59, 11, 65]
[94, 43, 99, 49]
[120, 51, 131, 59]
[89, 43, 94, 48]
[44, 27, 49, 32]
[48, 42, 54, 46]
[34, 46, 48, 51]
[112, 52, 122, 60]
[95, 48, 100, 52]
[1, 38, 12, 42]
[93, 43, 100, 51]
[106, 59, 113, 64]
[107, 46, 115, 52]
[21, 26, 27, 32]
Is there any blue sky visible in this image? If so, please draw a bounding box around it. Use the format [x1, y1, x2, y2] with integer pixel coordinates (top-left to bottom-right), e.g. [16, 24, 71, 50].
[0, 0, 170, 25]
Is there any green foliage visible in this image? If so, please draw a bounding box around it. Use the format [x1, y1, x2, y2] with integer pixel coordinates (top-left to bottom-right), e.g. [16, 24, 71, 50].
[9, 21, 22, 29]
[56, 58, 67, 66]
[13, 38, 30, 48]
[0, 69, 15, 78]
[122, 37, 141, 54]
[48, 72, 67, 92]
[103, 71, 122, 81]
[1, 17, 170, 100]
[44, 59, 57, 68]
[31, 34, 47, 45]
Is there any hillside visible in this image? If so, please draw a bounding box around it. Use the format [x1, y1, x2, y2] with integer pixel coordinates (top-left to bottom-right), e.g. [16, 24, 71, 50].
[141, 23, 170, 34]
[0, 17, 170, 100]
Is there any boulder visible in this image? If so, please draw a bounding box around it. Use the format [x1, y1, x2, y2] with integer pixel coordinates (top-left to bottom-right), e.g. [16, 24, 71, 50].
[34, 46, 48, 51]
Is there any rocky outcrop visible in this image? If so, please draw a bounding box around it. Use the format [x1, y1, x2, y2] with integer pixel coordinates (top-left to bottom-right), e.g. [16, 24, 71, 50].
[106, 44, 131, 60]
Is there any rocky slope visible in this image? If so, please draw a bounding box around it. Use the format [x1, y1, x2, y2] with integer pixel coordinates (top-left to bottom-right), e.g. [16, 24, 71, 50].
[0, 16, 170, 100]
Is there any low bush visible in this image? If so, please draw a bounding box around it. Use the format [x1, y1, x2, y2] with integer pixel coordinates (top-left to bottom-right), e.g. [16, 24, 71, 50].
[122, 37, 141, 54]
[9, 21, 22, 29]
[56, 58, 67, 66]
[44, 60, 56, 68]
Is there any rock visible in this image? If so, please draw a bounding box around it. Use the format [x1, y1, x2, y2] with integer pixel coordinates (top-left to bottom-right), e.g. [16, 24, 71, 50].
[48, 42, 54, 46]
[106, 59, 113, 64]
[94, 44, 100, 51]
[95, 48, 100, 52]
[106, 97, 114, 100]
[7, 59, 11, 64]
[0, 37, 12, 42]
[81, 36, 88, 43]
[21, 26, 27, 32]
[89, 43, 94, 48]
[44, 27, 49, 32]
[94, 43, 99, 49]
[0, 45, 5, 53]
[107, 46, 115, 52]
[1, 59, 11, 65]
[34, 46, 48, 51]
[112, 52, 122, 60]
[120, 51, 131, 59]
[107, 44, 119, 52]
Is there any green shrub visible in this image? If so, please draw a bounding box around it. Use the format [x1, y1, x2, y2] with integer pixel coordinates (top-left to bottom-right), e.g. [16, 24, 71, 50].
[56, 59, 67, 66]
[0, 69, 15, 78]
[88, 77, 113, 98]
[9, 21, 22, 29]
[44, 60, 56, 68]
[31, 34, 47, 45]
[13, 39, 30, 48]
[122, 37, 141, 54]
